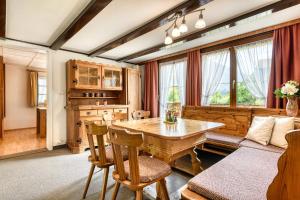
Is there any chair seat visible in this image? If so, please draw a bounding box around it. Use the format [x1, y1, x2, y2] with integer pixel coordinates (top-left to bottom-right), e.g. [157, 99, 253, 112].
[89, 145, 128, 164]
[124, 156, 171, 183]
[205, 132, 244, 148]
[239, 139, 284, 154]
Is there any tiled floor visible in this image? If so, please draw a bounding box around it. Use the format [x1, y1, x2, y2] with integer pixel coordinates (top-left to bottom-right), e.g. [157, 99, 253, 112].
[0, 128, 46, 159]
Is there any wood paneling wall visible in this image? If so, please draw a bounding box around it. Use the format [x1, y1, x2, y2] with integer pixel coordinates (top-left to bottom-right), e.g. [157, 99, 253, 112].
[182, 106, 300, 136]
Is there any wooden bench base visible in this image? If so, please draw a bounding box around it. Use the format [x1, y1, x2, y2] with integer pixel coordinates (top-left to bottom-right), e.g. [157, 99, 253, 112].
[180, 185, 207, 200]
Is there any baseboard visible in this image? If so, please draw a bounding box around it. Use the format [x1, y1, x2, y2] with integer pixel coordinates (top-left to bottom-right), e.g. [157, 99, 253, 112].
[4, 127, 36, 132]
[0, 148, 47, 160]
[53, 144, 67, 150]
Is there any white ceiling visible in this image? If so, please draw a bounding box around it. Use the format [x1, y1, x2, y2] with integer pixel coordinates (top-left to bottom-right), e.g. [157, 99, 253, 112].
[129, 3, 300, 63]
[4, 0, 300, 63]
[62, 0, 185, 53]
[6, 0, 91, 45]
[100, 0, 279, 60]
[0, 46, 47, 68]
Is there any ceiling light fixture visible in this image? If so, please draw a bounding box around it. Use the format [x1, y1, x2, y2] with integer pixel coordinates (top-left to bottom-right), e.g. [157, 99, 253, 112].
[164, 31, 173, 45]
[171, 22, 181, 37]
[179, 16, 188, 33]
[163, 8, 206, 45]
[195, 9, 206, 29]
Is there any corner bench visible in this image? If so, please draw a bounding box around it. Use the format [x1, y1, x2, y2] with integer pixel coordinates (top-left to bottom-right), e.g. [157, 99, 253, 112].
[181, 106, 300, 200]
[181, 130, 300, 200]
[200, 132, 244, 156]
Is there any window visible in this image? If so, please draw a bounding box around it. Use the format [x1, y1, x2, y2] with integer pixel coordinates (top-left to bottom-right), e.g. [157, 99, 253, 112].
[159, 59, 187, 117]
[38, 73, 47, 106]
[201, 49, 230, 106]
[236, 39, 273, 106]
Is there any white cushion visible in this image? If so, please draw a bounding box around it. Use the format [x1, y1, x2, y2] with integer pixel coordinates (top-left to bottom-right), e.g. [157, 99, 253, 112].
[270, 117, 294, 149]
[246, 116, 275, 145]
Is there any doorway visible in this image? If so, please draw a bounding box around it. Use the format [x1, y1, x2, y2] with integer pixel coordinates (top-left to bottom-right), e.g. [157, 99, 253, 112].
[0, 46, 48, 159]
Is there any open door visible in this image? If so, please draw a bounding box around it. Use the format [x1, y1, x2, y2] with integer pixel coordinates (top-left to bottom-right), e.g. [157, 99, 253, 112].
[0, 56, 4, 138]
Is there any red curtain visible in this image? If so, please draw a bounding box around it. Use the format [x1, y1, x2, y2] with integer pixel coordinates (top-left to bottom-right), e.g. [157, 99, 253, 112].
[186, 50, 201, 106]
[144, 61, 159, 117]
[267, 23, 300, 108]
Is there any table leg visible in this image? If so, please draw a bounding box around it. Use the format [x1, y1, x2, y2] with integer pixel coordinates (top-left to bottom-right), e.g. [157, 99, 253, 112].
[191, 147, 203, 174]
[156, 181, 161, 200]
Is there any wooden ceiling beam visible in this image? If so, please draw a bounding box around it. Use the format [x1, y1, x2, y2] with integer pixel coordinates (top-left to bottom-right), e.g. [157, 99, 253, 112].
[0, 0, 6, 38]
[50, 0, 112, 50]
[88, 0, 213, 57]
[118, 0, 300, 62]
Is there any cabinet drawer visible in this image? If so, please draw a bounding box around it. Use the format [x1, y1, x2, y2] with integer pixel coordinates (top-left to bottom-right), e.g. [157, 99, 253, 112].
[113, 108, 127, 113]
[97, 109, 113, 116]
[80, 110, 97, 117]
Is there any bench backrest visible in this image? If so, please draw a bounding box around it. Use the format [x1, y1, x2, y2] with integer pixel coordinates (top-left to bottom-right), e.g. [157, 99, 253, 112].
[182, 106, 300, 137]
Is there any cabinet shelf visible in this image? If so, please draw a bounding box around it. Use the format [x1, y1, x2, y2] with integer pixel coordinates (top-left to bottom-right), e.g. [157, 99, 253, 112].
[68, 96, 118, 99]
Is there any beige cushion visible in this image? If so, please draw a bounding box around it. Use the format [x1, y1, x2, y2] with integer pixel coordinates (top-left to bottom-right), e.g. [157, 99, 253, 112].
[188, 147, 281, 200]
[205, 132, 244, 148]
[240, 139, 284, 154]
[124, 156, 171, 183]
[246, 116, 275, 145]
[270, 117, 294, 149]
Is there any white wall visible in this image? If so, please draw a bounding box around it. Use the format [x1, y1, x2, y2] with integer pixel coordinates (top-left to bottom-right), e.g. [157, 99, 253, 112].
[4, 64, 36, 130]
[0, 39, 135, 148]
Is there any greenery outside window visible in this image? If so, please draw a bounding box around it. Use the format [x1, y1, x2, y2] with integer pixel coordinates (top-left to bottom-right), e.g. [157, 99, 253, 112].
[202, 49, 230, 106]
[200, 35, 273, 108]
[236, 39, 273, 107]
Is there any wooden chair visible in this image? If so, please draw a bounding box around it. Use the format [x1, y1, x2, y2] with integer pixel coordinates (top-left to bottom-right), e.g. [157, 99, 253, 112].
[132, 110, 150, 120]
[108, 126, 172, 200]
[82, 121, 128, 200]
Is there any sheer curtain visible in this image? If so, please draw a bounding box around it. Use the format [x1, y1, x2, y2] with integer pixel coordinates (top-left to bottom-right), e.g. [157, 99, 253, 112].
[201, 49, 230, 105]
[236, 39, 272, 105]
[159, 59, 187, 117]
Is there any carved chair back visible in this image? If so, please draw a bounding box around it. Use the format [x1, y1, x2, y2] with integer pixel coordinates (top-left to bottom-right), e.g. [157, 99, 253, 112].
[85, 121, 111, 166]
[108, 126, 143, 185]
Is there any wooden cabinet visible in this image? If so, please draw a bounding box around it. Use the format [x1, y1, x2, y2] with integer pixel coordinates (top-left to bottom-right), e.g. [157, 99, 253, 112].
[67, 60, 101, 89]
[0, 57, 4, 138]
[67, 105, 129, 153]
[37, 107, 47, 138]
[102, 66, 122, 90]
[126, 68, 142, 119]
[65, 59, 141, 153]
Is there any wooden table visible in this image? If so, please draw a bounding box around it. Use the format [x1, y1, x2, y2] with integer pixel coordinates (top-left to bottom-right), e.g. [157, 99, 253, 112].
[114, 118, 224, 175]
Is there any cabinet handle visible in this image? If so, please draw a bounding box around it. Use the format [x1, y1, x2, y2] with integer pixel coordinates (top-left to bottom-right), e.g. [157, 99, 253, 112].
[73, 79, 78, 84]
[86, 112, 91, 115]
[73, 65, 78, 70]
[76, 138, 82, 144]
[76, 121, 82, 127]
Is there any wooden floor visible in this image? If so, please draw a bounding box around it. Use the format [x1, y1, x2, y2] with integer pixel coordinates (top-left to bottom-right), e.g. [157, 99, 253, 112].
[0, 128, 46, 159]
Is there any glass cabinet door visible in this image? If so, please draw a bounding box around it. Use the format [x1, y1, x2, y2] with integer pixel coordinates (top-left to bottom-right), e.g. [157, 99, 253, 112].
[102, 67, 122, 90]
[75, 64, 101, 89]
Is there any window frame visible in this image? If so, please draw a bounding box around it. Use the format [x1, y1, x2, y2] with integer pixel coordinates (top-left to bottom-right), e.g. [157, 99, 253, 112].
[200, 31, 273, 108]
[158, 57, 187, 117]
[37, 72, 47, 106]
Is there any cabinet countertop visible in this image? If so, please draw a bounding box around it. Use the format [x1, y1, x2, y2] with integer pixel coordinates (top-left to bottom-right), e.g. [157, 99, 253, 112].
[75, 104, 129, 110]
